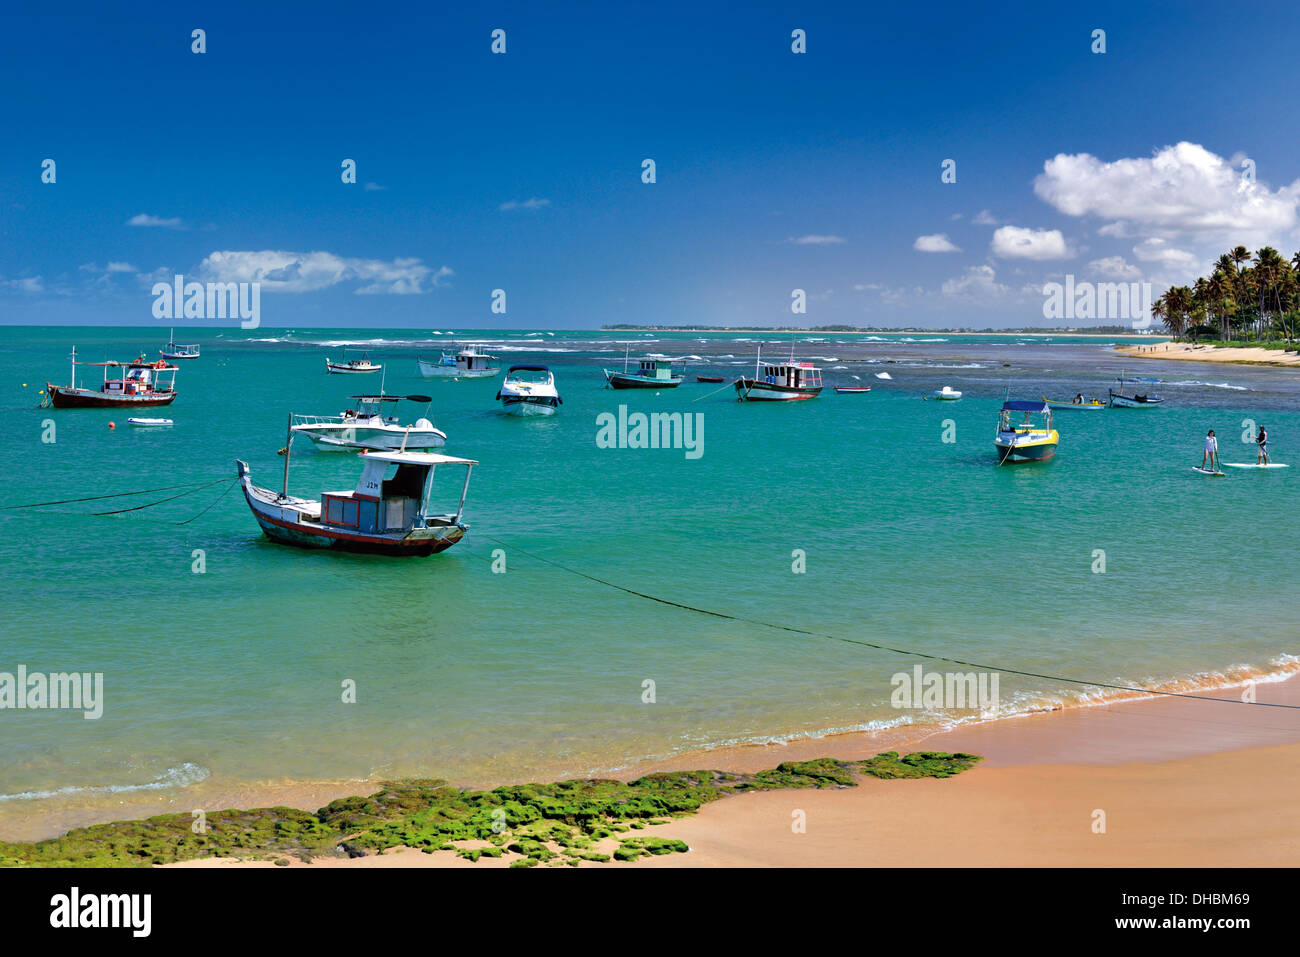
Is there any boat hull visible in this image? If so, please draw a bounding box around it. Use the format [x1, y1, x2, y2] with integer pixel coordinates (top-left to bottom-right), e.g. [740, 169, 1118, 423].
[292, 426, 447, 451]
[734, 378, 821, 401]
[833, 386, 871, 394]
[696, 376, 725, 383]
[46, 384, 177, 408]
[1108, 390, 1163, 408]
[995, 433, 1058, 463]
[501, 397, 558, 416]
[418, 362, 499, 378]
[241, 485, 464, 557]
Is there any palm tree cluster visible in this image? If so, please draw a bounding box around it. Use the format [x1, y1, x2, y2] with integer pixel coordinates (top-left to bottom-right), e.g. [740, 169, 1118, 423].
[1152, 246, 1300, 342]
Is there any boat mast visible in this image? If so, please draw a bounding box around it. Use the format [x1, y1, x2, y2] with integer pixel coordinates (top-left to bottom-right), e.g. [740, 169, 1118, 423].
[281, 413, 293, 500]
[70, 346, 76, 391]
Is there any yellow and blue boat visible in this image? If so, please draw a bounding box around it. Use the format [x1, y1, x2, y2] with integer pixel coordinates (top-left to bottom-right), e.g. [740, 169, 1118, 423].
[995, 401, 1059, 463]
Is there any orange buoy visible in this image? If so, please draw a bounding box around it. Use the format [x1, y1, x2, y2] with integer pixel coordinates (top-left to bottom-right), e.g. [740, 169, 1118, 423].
[109, 422, 116, 430]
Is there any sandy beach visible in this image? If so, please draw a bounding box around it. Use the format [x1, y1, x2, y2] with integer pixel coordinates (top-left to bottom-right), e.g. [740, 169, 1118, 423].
[167, 673, 1300, 868]
[1116, 341, 1300, 366]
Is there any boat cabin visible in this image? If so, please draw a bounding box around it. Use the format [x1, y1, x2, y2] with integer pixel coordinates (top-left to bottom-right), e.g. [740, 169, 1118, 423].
[321, 451, 475, 533]
[636, 358, 678, 380]
[457, 347, 498, 373]
[760, 362, 822, 390]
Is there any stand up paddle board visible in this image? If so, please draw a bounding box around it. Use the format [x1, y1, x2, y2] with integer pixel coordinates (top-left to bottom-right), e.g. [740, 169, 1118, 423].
[1191, 467, 1226, 476]
[1223, 463, 1289, 469]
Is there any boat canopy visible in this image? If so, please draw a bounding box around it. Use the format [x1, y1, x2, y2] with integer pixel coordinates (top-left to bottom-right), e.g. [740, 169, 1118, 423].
[506, 365, 550, 373]
[359, 450, 478, 467]
[1001, 400, 1050, 413]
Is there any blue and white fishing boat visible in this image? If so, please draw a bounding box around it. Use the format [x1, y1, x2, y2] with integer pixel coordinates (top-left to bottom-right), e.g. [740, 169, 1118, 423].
[1108, 372, 1164, 408]
[603, 350, 684, 389]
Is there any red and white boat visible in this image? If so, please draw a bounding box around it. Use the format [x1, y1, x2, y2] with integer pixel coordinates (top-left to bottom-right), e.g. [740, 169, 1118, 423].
[734, 347, 823, 401]
[44, 347, 178, 408]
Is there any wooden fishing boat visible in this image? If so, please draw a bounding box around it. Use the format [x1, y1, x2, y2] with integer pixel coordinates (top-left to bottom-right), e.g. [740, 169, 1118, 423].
[160, 329, 200, 360]
[44, 347, 178, 408]
[417, 345, 500, 378]
[237, 419, 476, 557]
[326, 350, 382, 374]
[994, 401, 1059, 463]
[603, 352, 683, 389]
[1045, 395, 1105, 410]
[1108, 373, 1164, 407]
[696, 375, 726, 383]
[734, 347, 822, 401]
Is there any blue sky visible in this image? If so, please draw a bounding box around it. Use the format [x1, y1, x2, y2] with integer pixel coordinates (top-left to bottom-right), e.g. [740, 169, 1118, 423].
[3, 0, 1299, 328]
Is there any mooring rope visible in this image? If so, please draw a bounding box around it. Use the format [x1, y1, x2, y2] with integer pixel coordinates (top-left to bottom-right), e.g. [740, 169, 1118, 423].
[0, 478, 227, 511]
[91, 479, 229, 516]
[483, 535, 1300, 711]
[175, 479, 239, 525]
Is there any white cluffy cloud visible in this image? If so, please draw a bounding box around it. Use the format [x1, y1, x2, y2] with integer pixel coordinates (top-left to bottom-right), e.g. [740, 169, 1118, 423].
[127, 214, 186, 229]
[198, 250, 453, 295]
[1087, 256, 1142, 281]
[913, 233, 961, 253]
[991, 225, 1071, 260]
[1033, 142, 1300, 243]
[787, 234, 846, 245]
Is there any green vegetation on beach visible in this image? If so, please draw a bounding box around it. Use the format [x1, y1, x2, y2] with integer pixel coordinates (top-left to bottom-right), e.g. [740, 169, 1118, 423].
[1155, 245, 1300, 344]
[0, 751, 981, 868]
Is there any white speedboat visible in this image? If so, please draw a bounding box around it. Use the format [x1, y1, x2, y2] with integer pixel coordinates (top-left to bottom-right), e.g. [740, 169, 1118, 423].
[326, 350, 382, 374]
[496, 365, 562, 416]
[418, 345, 500, 378]
[933, 386, 962, 400]
[291, 394, 446, 450]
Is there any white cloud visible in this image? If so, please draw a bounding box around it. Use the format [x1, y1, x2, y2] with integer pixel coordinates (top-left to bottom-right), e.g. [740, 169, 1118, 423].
[973, 209, 999, 225]
[198, 251, 453, 295]
[127, 214, 186, 229]
[913, 233, 961, 253]
[106, 261, 137, 273]
[363, 182, 387, 192]
[787, 234, 846, 245]
[991, 225, 1071, 260]
[1033, 142, 1300, 244]
[2, 276, 44, 293]
[1132, 237, 1199, 269]
[499, 197, 551, 211]
[941, 265, 1008, 299]
[1087, 256, 1142, 281]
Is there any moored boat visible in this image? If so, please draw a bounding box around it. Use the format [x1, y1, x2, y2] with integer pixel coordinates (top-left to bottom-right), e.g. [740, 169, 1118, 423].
[932, 386, 962, 400]
[603, 352, 683, 389]
[417, 345, 500, 378]
[44, 347, 179, 408]
[497, 365, 562, 415]
[696, 375, 725, 383]
[1108, 373, 1164, 408]
[326, 351, 382, 374]
[291, 393, 446, 451]
[734, 347, 822, 401]
[237, 420, 476, 557]
[994, 401, 1059, 463]
[160, 329, 200, 360]
[1045, 395, 1105, 410]
[127, 417, 173, 427]
[833, 385, 872, 394]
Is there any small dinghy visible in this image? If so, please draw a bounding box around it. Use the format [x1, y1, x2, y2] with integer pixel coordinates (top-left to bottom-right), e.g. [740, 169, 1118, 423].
[127, 417, 173, 427]
[932, 386, 962, 400]
[833, 386, 871, 394]
[696, 375, 725, 383]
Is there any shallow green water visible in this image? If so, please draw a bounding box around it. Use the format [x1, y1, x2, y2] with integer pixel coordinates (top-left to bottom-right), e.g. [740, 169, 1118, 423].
[2, 327, 1298, 831]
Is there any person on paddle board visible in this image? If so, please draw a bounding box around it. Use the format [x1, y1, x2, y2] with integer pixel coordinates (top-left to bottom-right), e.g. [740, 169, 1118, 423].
[1257, 426, 1269, 465]
[1202, 429, 1219, 471]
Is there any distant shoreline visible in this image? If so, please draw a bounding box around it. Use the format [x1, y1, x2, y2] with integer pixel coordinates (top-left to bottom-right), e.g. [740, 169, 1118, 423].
[603, 328, 1161, 339]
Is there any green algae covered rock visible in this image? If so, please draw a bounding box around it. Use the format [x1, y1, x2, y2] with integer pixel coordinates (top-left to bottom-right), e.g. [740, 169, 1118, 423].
[0, 751, 980, 868]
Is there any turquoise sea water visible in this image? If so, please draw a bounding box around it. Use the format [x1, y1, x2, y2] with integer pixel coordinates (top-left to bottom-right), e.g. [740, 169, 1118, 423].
[3, 326, 1299, 837]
